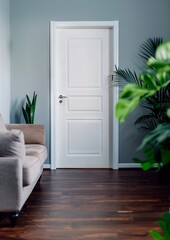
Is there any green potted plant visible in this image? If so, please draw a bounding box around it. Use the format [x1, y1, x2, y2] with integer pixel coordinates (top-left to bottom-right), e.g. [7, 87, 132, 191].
[116, 41, 170, 171]
[115, 41, 170, 240]
[114, 37, 170, 133]
[22, 91, 37, 124]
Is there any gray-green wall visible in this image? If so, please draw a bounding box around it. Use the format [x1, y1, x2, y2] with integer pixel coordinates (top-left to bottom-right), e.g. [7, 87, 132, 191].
[10, 0, 170, 164]
[0, 0, 10, 122]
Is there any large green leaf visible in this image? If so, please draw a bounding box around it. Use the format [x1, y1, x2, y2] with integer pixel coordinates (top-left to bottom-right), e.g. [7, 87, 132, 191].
[138, 123, 170, 150]
[148, 42, 170, 71]
[150, 213, 170, 240]
[140, 71, 159, 89]
[116, 83, 156, 122]
[150, 230, 164, 240]
[116, 97, 140, 123]
[156, 41, 170, 61]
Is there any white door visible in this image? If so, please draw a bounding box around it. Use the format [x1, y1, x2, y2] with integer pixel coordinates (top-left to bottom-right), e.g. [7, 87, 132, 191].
[53, 26, 113, 168]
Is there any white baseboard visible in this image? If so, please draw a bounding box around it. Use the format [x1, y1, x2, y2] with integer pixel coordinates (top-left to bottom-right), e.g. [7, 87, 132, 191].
[43, 163, 142, 169]
[43, 164, 51, 169]
[118, 163, 141, 168]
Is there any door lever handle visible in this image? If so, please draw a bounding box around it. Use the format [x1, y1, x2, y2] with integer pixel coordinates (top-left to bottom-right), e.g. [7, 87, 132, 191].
[58, 95, 67, 99]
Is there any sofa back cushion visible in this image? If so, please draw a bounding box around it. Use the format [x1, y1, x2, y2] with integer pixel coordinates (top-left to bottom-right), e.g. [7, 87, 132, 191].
[0, 114, 7, 131]
[0, 130, 25, 160]
[6, 124, 45, 145]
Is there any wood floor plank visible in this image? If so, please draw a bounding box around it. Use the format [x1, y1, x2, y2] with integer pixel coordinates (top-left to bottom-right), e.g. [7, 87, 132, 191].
[0, 169, 170, 239]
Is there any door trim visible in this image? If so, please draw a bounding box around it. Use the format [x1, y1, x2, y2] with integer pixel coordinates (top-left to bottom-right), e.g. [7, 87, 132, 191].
[50, 21, 119, 169]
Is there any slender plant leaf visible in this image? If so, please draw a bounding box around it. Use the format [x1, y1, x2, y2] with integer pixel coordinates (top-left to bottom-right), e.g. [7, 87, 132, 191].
[26, 95, 31, 106]
[22, 107, 29, 124]
[22, 92, 37, 124]
[137, 118, 158, 133]
[135, 114, 156, 125]
[32, 91, 37, 106]
[114, 66, 143, 86]
[139, 37, 163, 65]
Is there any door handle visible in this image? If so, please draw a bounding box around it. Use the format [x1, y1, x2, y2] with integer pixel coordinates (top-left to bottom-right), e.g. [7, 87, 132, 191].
[58, 95, 67, 99]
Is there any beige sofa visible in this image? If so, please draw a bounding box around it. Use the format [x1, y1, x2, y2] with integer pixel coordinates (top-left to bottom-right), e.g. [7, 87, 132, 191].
[0, 115, 47, 226]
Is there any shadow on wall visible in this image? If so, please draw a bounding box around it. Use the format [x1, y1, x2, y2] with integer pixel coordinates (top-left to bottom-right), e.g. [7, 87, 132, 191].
[10, 99, 25, 123]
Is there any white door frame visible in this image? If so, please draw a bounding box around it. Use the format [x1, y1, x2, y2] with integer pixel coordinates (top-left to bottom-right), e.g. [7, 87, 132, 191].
[50, 21, 119, 170]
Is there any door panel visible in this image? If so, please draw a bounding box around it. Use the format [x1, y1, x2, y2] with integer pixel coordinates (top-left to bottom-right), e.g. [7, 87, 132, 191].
[55, 28, 111, 168]
[68, 96, 102, 112]
[67, 120, 102, 154]
[68, 39, 102, 88]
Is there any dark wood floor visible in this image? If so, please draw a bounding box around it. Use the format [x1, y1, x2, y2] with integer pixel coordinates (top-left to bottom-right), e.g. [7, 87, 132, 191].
[0, 169, 170, 240]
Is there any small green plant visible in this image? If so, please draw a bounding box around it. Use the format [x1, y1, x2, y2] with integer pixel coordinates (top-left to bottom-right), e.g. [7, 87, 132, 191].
[150, 212, 170, 240]
[22, 91, 37, 124]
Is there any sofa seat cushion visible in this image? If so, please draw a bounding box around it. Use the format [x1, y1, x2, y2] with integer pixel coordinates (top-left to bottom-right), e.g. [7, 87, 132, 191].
[23, 156, 40, 186]
[25, 144, 47, 165]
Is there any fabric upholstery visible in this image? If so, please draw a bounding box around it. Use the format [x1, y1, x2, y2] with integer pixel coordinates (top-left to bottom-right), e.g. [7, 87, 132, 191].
[0, 130, 25, 160]
[23, 156, 40, 186]
[0, 157, 22, 211]
[0, 114, 7, 131]
[6, 124, 45, 145]
[26, 144, 47, 165]
[21, 166, 43, 209]
[0, 119, 47, 213]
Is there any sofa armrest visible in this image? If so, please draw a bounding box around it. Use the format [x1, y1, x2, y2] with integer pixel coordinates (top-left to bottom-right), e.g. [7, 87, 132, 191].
[0, 157, 22, 211]
[6, 124, 45, 145]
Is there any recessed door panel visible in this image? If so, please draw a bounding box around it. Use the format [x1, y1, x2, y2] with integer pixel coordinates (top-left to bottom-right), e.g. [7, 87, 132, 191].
[67, 120, 102, 155]
[68, 96, 102, 112]
[68, 39, 102, 88]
